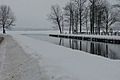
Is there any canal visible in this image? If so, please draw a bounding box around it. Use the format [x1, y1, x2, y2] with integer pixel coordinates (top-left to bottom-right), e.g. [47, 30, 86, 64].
[25, 34, 120, 60]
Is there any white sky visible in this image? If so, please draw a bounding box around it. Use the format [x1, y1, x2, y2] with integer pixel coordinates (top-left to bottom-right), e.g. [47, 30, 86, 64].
[0, 0, 117, 29]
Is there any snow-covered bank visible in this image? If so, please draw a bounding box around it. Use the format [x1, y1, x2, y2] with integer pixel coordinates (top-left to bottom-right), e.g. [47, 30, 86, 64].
[11, 34, 120, 80]
[50, 33, 120, 40]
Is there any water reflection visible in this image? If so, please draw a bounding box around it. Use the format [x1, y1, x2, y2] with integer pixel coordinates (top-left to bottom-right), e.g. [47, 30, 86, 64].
[58, 38, 120, 59]
[90, 42, 108, 57]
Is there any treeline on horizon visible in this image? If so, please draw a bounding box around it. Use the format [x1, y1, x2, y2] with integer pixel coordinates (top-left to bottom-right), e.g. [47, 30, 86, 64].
[48, 0, 120, 35]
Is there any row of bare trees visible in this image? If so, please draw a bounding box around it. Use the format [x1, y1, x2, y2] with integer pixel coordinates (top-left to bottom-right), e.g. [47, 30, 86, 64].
[0, 5, 15, 34]
[48, 0, 120, 35]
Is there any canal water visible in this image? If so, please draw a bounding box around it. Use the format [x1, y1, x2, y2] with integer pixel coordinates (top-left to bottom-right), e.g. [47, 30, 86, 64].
[25, 34, 120, 60]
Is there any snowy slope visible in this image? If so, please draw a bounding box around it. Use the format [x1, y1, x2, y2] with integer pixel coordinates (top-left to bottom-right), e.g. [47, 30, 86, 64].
[11, 34, 120, 80]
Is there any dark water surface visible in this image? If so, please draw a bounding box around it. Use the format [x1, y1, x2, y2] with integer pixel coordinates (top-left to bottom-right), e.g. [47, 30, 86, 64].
[25, 34, 120, 60]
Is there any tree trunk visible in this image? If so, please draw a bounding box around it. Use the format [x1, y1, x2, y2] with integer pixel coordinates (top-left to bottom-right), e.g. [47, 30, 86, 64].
[71, 13, 74, 34]
[80, 12, 82, 33]
[69, 14, 72, 34]
[79, 0, 82, 33]
[3, 26, 6, 34]
[106, 22, 108, 35]
[92, 0, 95, 34]
[58, 22, 62, 34]
[90, 0, 95, 34]
[75, 11, 79, 34]
[98, 11, 102, 35]
[86, 18, 88, 34]
[106, 12, 109, 35]
[90, 6, 94, 34]
[57, 18, 62, 34]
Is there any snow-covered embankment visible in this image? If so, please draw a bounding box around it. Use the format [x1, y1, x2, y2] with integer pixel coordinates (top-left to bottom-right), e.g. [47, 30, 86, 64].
[11, 34, 120, 80]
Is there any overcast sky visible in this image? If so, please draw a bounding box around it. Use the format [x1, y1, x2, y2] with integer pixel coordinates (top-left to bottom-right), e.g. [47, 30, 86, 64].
[0, 0, 117, 29]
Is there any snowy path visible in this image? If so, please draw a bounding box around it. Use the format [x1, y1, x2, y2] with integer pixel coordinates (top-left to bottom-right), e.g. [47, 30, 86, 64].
[0, 35, 43, 80]
[0, 36, 6, 79]
[11, 34, 120, 80]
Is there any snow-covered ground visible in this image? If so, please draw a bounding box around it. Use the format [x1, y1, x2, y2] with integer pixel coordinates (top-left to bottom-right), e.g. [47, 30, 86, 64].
[0, 35, 43, 80]
[6, 31, 120, 80]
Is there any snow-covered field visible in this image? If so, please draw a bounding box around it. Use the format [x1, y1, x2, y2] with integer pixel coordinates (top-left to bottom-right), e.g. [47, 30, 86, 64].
[3, 31, 119, 80]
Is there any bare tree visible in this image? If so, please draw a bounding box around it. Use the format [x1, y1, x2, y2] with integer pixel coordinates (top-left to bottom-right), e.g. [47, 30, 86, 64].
[48, 5, 63, 34]
[74, 0, 87, 33]
[109, 4, 120, 26]
[64, 2, 75, 34]
[94, 0, 105, 34]
[101, 0, 112, 34]
[88, 0, 120, 35]
[103, 1, 120, 34]
[89, 0, 107, 34]
[0, 5, 15, 34]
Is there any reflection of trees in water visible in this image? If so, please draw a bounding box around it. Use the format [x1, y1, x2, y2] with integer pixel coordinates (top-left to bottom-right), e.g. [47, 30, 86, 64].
[67, 39, 109, 58]
[58, 38, 119, 59]
[109, 49, 118, 59]
[79, 41, 82, 50]
[90, 43, 95, 54]
[59, 38, 64, 46]
[72, 39, 78, 49]
[96, 44, 101, 55]
[69, 39, 81, 50]
[59, 38, 62, 45]
[90, 42, 109, 58]
[85, 41, 89, 52]
[69, 39, 72, 48]
[104, 45, 108, 57]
